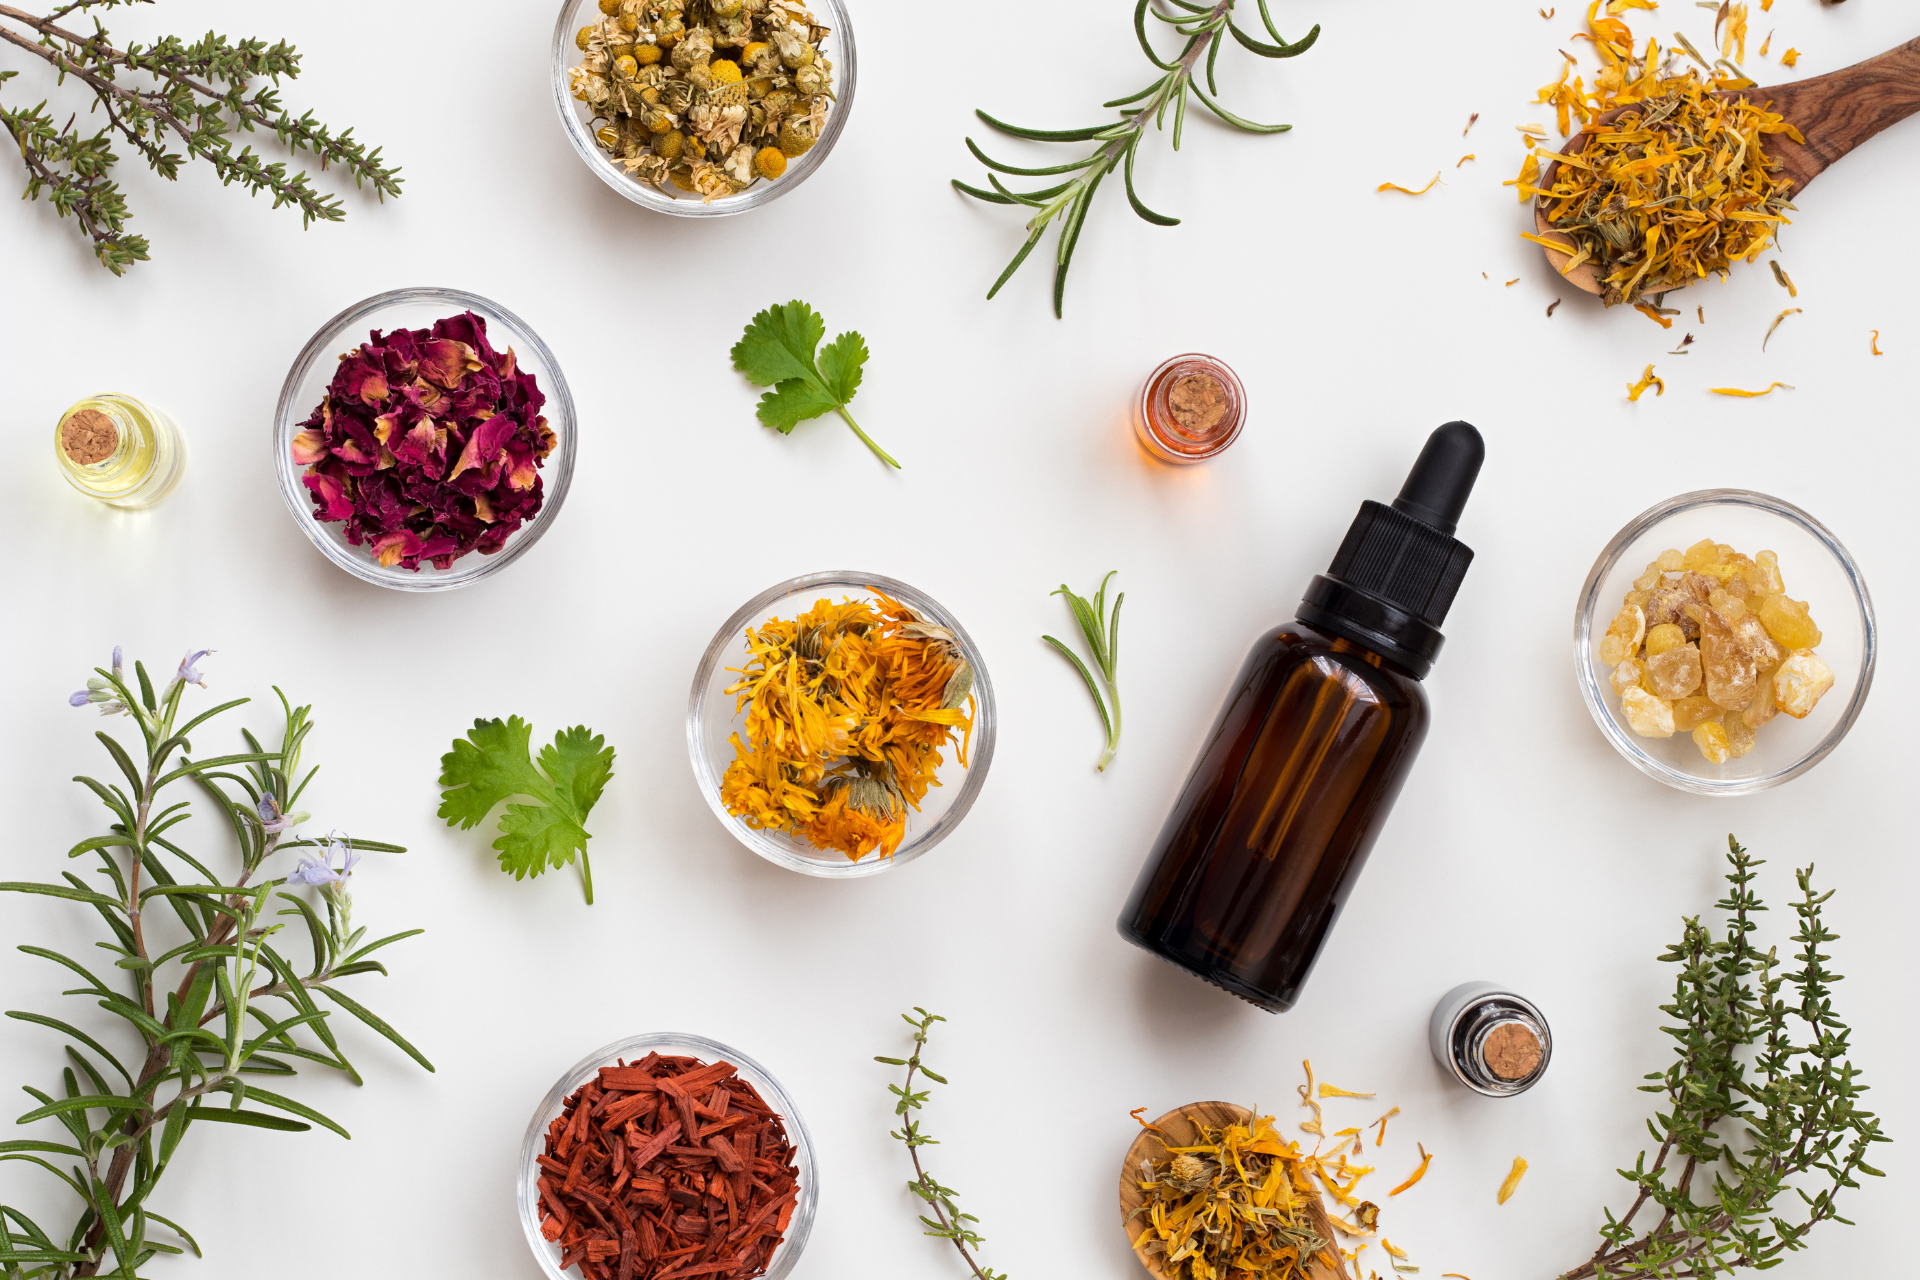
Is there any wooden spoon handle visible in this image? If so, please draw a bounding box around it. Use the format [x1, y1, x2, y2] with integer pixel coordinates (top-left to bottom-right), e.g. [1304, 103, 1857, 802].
[1767, 35, 1920, 190]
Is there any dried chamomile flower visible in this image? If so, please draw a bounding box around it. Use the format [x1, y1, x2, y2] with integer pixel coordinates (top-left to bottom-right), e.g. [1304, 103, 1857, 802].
[567, 0, 834, 201]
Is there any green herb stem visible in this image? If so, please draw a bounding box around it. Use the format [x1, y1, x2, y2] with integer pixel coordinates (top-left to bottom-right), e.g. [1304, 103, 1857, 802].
[1046, 572, 1124, 771]
[836, 405, 901, 470]
[877, 1010, 1008, 1280]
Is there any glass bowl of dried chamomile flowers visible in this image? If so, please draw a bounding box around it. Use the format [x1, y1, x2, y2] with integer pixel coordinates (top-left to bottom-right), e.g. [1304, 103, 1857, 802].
[552, 0, 856, 217]
[1575, 489, 1875, 795]
[687, 572, 997, 878]
[274, 287, 577, 592]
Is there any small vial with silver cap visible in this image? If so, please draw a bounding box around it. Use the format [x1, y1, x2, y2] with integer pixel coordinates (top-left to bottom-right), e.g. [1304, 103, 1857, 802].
[1429, 981, 1552, 1097]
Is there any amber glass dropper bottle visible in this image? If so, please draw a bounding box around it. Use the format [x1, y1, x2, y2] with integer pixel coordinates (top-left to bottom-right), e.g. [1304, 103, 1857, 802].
[1118, 422, 1485, 1012]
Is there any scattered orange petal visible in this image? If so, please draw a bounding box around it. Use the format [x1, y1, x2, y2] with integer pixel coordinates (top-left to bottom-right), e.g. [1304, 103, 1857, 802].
[1627, 364, 1664, 401]
[1389, 1144, 1434, 1196]
[1710, 383, 1794, 397]
[1871, 330, 1884, 356]
[1497, 1157, 1529, 1204]
[1378, 173, 1442, 195]
[1463, 112, 1480, 136]
[1635, 304, 1674, 328]
[1458, 153, 1476, 166]
[1782, 47, 1800, 66]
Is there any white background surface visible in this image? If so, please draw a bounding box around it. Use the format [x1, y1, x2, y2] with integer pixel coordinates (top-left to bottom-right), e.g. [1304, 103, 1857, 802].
[1, 0, 1915, 1277]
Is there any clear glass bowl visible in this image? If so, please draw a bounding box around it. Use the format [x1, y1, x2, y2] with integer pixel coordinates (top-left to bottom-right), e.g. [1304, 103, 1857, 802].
[549, 0, 856, 218]
[273, 287, 577, 592]
[1575, 489, 1876, 794]
[687, 572, 997, 877]
[517, 1032, 816, 1280]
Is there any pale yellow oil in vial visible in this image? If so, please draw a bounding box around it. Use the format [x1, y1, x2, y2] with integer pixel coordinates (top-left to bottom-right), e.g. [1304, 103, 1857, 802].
[54, 393, 186, 509]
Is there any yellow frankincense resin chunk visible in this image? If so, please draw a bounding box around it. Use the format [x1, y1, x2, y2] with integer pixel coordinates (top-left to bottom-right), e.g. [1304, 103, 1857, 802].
[1602, 540, 1833, 763]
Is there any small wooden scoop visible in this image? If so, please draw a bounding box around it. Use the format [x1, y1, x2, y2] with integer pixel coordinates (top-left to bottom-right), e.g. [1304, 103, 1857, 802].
[1118, 1101, 1350, 1280]
[1534, 35, 1920, 294]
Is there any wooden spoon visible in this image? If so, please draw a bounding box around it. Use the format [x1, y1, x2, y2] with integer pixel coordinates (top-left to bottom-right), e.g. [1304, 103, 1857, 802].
[1534, 35, 1920, 295]
[1118, 1101, 1351, 1280]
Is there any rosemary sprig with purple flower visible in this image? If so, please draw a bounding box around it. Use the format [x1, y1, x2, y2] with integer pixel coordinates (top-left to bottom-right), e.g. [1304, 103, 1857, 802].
[0, 0, 402, 274]
[955, 0, 1318, 316]
[0, 649, 429, 1278]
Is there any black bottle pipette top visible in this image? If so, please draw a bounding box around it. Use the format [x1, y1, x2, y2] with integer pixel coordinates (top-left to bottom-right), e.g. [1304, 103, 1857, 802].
[1296, 421, 1485, 679]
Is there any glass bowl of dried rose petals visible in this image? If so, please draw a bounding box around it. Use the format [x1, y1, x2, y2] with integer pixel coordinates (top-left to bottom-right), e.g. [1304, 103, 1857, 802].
[1575, 490, 1875, 795]
[687, 572, 998, 877]
[519, 1032, 817, 1280]
[550, 0, 856, 217]
[273, 287, 577, 592]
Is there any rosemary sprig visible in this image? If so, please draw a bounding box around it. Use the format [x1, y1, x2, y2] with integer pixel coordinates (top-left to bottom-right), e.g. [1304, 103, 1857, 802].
[1557, 836, 1888, 1280]
[876, 1009, 1008, 1280]
[955, 0, 1318, 316]
[0, 0, 402, 274]
[1044, 572, 1123, 772]
[0, 649, 429, 1278]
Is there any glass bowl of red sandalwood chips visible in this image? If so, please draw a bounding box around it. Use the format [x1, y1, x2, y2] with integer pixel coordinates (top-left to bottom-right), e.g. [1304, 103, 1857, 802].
[1576, 490, 1875, 795]
[520, 1034, 816, 1280]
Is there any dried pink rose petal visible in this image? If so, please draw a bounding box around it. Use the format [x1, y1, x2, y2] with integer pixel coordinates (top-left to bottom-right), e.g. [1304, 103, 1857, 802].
[293, 311, 553, 572]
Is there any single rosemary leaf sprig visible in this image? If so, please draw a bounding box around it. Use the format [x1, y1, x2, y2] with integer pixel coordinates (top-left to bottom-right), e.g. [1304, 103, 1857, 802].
[1555, 836, 1888, 1280]
[1044, 571, 1123, 771]
[955, 0, 1318, 316]
[876, 1009, 1008, 1280]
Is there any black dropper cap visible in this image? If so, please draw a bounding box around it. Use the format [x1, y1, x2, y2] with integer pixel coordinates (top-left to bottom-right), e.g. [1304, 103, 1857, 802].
[1296, 422, 1484, 679]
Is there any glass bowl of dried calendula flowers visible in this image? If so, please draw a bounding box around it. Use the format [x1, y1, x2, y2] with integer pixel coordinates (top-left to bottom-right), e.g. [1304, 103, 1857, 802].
[687, 572, 997, 877]
[552, 0, 855, 216]
[1575, 490, 1875, 796]
[273, 287, 578, 592]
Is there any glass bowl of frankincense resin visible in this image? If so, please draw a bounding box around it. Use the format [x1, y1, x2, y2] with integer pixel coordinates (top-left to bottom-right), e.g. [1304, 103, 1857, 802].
[1576, 490, 1876, 795]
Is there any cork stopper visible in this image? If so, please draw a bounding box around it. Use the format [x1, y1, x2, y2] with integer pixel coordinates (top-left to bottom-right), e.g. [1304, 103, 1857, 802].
[62, 409, 119, 466]
[1483, 1022, 1544, 1081]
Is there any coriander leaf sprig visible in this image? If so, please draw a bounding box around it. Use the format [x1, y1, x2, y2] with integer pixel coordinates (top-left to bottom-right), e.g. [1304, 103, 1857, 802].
[438, 717, 615, 905]
[956, 0, 1318, 316]
[731, 300, 898, 469]
[876, 1009, 1009, 1280]
[1044, 572, 1124, 771]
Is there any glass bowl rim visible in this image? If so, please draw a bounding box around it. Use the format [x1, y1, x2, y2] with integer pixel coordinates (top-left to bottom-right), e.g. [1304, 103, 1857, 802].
[272, 285, 578, 594]
[685, 570, 997, 877]
[1573, 487, 1877, 795]
[515, 1030, 818, 1280]
[547, 0, 857, 219]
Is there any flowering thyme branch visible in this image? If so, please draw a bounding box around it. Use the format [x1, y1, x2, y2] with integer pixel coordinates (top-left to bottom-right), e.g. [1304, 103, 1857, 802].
[876, 1010, 1008, 1280]
[0, 0, 401, 273]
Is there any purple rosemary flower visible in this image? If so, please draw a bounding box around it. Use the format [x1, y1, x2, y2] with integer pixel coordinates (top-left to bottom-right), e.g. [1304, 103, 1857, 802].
[176, 649, 213, 688]
[287, 833, 360, 887]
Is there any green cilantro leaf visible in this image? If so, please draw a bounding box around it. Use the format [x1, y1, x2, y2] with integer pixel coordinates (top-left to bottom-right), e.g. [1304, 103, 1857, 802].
[438, 718, 615, 905]
[731, 299, 899, 468]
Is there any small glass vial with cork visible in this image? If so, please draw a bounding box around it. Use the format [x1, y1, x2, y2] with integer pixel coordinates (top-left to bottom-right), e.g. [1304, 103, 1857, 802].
[54, 393, 187, 509]
[1134, 353, 1246, 464]
[1429, 981, 1553, 1097]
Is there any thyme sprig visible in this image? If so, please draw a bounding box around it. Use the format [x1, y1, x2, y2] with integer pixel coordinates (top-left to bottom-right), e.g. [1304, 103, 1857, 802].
[955, 0, 1318, 316]
[0, 650, 429, 1278]
[1044, 572, 1123, 772]
[876, 1009, 1008, 1280]
[0, 0, 401, 274]
[1557, 836, 1888, 1280]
